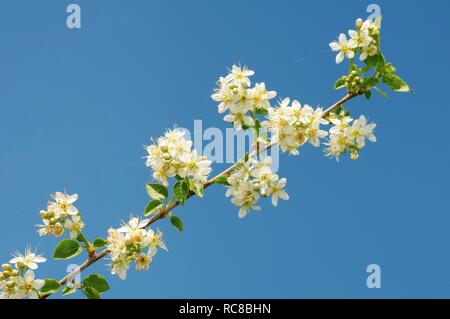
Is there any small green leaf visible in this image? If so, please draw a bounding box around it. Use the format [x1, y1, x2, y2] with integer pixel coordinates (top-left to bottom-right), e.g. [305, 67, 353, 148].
[364, 90, 372, 99]
[173, 180, 189, 204]
[83, 274, 110, 293]
[92, 238, 108, 250]
[254, 108, 268, 115]
[53, 239, 82, 260]
[382, 73, 412, 93]
[61, 286, 77, 296]
[373, 86, 388, 97]
[170, 216, 184, 231]
[82, 286, 101, 299]
[144, 199, 163, 216]
[334, 77, 346, 90]
[214, 175, 230, 186]
[40, 278, 61, 295]
[146, 183, 168, 200]
[189, 181, 205, 198]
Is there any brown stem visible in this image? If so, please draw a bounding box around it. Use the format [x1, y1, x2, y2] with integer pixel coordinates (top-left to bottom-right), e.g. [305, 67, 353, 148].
[40, 93, 359, 299]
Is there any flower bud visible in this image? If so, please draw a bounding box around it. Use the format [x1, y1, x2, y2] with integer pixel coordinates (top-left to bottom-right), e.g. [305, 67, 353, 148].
[3, 270, 11, 278]
[39, 210, 47, 219]
[0, 272, 4, 281]
[46, 211, 55, 219]
[16, 261, 25, 270]
[6, 280, 15, 288]
[2, 264, 12, 271]
[356, 18, 363, 28]
[162, 153, 172, 161]
[350, 150, 359, 160]
[11, 270, 19, 277]
[160, 145, 169, 153]
[53, 224, 64, 237]
[49, 217, 57, 225]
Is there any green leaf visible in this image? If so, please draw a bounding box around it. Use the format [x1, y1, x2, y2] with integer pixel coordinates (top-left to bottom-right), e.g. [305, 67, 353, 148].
[173, 180, 189, 204]
[53, 239, 82, 260]
[364, 77, 379, 88]
[189, 181, 204, 198]
[83, 274, 110, 293]
[40, 278, 61, 295]
[382, 73, 412, 92]
[144, 199, 163, 216]
[364, 90, 372, 100]
[146, 183, 168, 200]
[254, 107, 268, 115]
[61, 286, 77, 296]
[214, 175, 230, 186]
[82, 286, 101, 299]
[334, 77, 346, 90]
[92, 238, 108, 250]
[170, 216, 184, 231]
[373, 86, 388, 97]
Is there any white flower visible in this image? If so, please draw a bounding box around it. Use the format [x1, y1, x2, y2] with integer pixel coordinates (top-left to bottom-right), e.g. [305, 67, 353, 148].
[270, 178, 289, 207]
[325, 114, 376, 161]
[348, 29, 373, 48]
[110, 254, 129, 280]
[10, 247, 46, 270]
[145, 128, 212, 189]
[135, 249, 156, 271]
[16, 270, 45, 299]
[48, 192, 79, 218]
[224, 111, 255, 131]
[247, 82, 277, 110]
[329, 33, 357, 64]
[360, 44, 378, 61]
[264, 98, 328, 153]
[225, 156, 289, 218]
[63, 215, 85, 239]
[346, 115, 377, 148]
[227, 65, 254, 87]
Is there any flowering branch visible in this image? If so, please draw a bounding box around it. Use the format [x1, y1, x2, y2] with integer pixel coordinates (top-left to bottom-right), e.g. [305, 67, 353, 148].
[1, 13, 411, 299]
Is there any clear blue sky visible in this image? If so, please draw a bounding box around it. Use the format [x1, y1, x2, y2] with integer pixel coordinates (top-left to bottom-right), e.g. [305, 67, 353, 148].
[0, 0, 448, 298]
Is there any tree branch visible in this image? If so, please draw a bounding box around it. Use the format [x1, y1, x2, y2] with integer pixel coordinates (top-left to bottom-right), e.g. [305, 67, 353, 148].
[40, 92, 359, 299]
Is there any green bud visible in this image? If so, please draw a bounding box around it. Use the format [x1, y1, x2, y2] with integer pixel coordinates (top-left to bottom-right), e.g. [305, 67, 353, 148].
[11, 270, 19, 277]
[49, 217, 57, 225]
[160, 145, 169, 152]
[6, 280, 15, 288]
[2, 264, 12, 271]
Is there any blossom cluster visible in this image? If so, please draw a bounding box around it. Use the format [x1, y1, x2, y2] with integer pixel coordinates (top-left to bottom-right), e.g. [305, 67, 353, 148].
[263, 98, 329, 155]
[329, 17, 380, 64]
[211, 65, 277, 130]
[37, 192, 84, 239]
[0, 247, 46, 299]
[226, 156, 288, 218]
[145, 129, 212, 193]
[324, 113, 376, 161]
[107, 216, 167, 280]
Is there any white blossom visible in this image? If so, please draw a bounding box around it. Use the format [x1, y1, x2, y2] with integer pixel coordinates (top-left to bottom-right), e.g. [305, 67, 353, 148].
[107, 216, 166, 280]
[263, 98, 328, 154]
[329, 33, 357, 64]
[63, 215, 85, 239]
[145, 128, 212, 191]
[225, 156, 288, 218]
[9, 247, 46, 270]
[325, 113, 376, 161]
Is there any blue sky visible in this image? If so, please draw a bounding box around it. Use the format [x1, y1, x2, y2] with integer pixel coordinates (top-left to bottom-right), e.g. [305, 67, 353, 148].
[0, 0, 449, 298]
